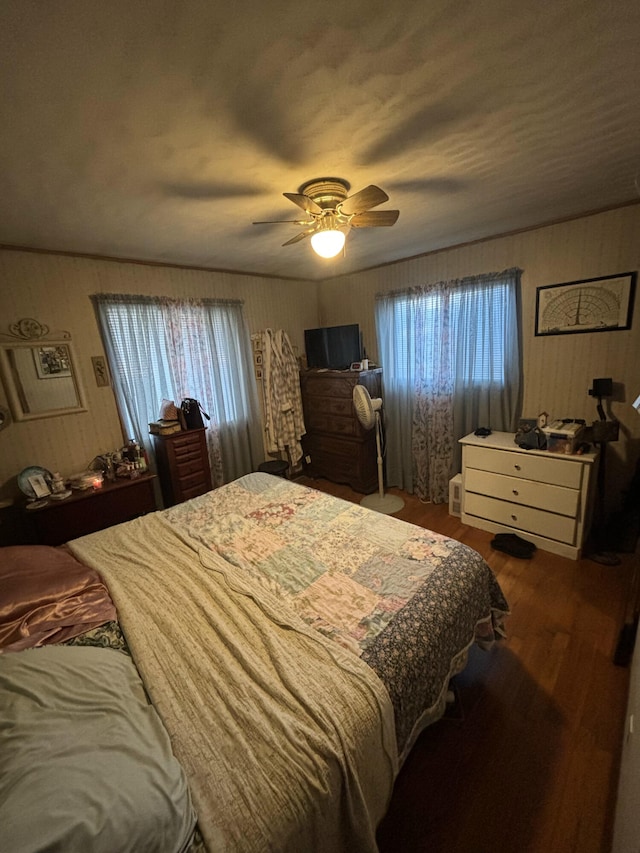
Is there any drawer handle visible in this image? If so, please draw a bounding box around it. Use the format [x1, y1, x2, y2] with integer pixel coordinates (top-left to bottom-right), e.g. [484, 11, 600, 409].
[514, 464, 521, 471]
[512, 489, 519, 496]
[511, 514, 518, 521]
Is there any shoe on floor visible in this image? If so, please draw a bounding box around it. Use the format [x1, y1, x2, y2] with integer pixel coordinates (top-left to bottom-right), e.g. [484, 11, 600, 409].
[492, 532, 537, 552]
[490, 537, 534, 558]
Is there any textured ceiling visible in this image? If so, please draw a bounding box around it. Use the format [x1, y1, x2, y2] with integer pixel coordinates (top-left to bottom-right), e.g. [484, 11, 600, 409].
[1, 0, 639, 281]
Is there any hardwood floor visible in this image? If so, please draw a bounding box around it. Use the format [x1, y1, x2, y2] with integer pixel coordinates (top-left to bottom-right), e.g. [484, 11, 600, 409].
[295, 476, 633, 853]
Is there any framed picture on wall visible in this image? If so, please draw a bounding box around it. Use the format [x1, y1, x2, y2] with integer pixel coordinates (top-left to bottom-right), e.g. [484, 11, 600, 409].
[91, 355, 110, 387]
[535, 271, 637, 336]
[33, 344, 72, 378]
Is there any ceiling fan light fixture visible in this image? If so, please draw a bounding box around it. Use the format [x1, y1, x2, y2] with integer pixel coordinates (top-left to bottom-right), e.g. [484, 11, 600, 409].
[310, 228, 346, 259]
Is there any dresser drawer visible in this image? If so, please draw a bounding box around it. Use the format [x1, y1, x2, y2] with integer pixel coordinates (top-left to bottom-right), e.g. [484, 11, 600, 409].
[307, 448, 361, 478]
[465, 468, 580, 517]
[464, 445, 583, 489]
[176, 456, 207, 478]
[170, 432, 202, 450]
[464, 492, 577, 544]
[179, 478, 211, 501]
[303, 432, 367, 460]
[311, 396, 355, 417]
[302, 375, 358, 398]
[173, 444, 203, 462]
[305, 411, 359, 436]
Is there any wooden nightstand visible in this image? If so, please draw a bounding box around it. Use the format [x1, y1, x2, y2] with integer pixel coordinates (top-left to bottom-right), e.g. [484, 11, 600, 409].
[152, 428, 212, 507]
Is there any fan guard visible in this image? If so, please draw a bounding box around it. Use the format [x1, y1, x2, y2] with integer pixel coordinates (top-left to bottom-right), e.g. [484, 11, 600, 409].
[353, 384, 381, 430]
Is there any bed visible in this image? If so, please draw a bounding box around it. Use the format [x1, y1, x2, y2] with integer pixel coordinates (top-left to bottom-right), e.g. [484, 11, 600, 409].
[0, 472, 508, 852]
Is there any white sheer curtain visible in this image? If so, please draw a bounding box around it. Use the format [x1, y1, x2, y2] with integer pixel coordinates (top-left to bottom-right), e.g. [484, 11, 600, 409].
[376, 269, 522, 503]
[92, 294, 264, 487]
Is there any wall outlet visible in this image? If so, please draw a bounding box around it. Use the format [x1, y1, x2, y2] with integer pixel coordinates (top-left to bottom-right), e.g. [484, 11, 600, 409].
[305, 455, 311, 464]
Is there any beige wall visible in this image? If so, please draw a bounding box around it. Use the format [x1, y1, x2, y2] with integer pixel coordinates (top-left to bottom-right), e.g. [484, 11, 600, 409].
[2, 204, 639, 515]
[319, 204, 640, 513]
[0, 250, 318, 501]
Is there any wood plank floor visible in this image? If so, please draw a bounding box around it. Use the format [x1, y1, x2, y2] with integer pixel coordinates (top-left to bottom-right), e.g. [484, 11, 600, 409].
[294, 476, 633, 853]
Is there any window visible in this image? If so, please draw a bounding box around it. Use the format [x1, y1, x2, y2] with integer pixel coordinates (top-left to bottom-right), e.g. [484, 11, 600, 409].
[92, 294, 263, 486]
[375, 269, 521, 501]
[385, 278, 515, 387]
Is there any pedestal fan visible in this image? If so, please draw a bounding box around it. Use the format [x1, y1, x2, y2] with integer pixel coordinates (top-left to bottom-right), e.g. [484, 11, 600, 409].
[353, 385, 404, 514]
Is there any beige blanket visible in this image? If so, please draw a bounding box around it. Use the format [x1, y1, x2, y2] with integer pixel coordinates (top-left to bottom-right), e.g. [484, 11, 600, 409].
[69, 513, 397, 853]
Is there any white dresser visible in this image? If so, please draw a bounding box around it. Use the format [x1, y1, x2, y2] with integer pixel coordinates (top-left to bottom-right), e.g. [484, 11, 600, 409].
[460, 431, 598, 559]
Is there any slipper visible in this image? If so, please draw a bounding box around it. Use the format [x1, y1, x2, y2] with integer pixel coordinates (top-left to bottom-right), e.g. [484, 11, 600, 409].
[490, 537, 534, 558]
[492, 532, 537, 552]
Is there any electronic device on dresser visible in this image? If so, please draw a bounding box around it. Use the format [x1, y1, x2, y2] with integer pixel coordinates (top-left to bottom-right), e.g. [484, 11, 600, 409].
[304, 324, 361, 370]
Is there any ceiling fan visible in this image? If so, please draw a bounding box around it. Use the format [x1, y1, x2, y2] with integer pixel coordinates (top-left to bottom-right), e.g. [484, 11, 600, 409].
[253, 178, 399, 258]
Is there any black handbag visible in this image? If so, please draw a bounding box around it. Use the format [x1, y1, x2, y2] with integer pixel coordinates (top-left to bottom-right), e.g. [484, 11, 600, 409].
[515, 423, 546, 450]
[180, 398, 210, 430]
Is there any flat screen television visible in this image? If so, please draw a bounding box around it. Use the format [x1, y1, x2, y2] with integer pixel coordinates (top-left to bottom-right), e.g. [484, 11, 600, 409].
[304, 324, 361, 370]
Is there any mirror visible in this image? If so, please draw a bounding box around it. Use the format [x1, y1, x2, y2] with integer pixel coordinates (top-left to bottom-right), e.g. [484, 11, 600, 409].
[0, 333, 87, 422]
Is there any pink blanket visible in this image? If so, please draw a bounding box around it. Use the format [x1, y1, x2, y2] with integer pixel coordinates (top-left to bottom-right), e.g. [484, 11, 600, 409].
[0, 545, 116, 653]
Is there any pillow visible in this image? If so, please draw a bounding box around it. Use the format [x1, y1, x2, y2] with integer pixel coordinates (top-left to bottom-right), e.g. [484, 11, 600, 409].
[0, 545, 117, 652]
[0, 645, 196, 853]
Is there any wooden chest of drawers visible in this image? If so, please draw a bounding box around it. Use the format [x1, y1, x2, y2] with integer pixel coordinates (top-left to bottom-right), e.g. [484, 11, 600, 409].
[460, 431, 598, 559]
[152, 428, 213, 507]
[300, 369, 382, 494]
[24, 474, 157, 546]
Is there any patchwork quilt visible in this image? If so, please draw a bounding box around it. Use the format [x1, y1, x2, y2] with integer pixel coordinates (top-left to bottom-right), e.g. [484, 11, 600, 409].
[165, 472, 509, 755]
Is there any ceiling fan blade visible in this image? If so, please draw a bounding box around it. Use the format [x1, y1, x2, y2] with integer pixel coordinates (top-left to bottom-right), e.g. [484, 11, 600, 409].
[283, 192, 323, 215]
[350, 210, 400, 227]
[282, 230, 314, 247]
[340, 185, 389, 215]
[253, 219, 311, 225]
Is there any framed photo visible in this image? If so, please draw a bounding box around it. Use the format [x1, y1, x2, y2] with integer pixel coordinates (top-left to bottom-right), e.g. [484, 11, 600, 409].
[34, 344, 72, 378]
[91, 355, 110, 387]
[28, 473, 51, 498]
[535, 271, 636, 337]
[255, 367, 263, 381]
[254, 352, 263, 367]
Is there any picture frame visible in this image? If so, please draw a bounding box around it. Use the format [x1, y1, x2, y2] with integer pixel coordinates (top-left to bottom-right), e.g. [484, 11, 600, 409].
[33, 344, 72, 378]
[254, 352, 263, 366]
[255, 367, 263, 381]
[27, 473, 51, 499]
[535, 271, 637, 337]
[91, 355, 110, 387]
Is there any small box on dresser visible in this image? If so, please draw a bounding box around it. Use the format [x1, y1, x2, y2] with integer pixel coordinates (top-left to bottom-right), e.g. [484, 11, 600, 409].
[152, 428, 212, 507]
[459, 431, 598, 559]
